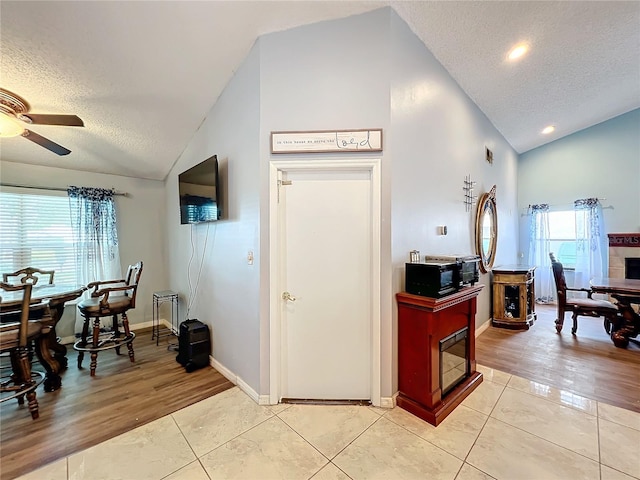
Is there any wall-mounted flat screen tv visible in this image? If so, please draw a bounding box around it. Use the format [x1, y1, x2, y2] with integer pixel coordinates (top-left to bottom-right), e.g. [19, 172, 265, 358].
[178, 155, 221, 224]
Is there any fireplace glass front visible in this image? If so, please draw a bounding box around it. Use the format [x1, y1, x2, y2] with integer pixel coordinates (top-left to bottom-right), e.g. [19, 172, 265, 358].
[440, 327, 469, 396]
[625, 257, 640, 280]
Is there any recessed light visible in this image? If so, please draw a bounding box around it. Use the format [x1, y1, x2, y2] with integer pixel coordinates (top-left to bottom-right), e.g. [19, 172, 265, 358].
[507, 43, 529, 61]
[541, 125, 555, 135]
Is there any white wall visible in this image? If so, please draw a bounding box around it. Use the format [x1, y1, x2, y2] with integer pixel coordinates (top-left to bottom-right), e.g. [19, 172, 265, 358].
[257, 8, 518, 397]
[166, 7, 521, 399]
[165, 44, 262, 390]
[259, 7, 392, 397]
[518, 108, 640, 260]
[0, 161, 166, 338]
[388, 10, 520, 392]
[1, 7, 525, 400]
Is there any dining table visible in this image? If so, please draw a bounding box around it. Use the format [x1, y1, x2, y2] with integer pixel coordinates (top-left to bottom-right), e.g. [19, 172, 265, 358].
[590, 277, 640, 348]
[0, 283, 86, 391]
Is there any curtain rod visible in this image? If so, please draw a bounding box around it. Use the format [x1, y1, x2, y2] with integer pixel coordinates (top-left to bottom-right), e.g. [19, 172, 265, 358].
[0, 182, 128, 197]
[520, 198, 612, 216]
[526, 198, 607, 209]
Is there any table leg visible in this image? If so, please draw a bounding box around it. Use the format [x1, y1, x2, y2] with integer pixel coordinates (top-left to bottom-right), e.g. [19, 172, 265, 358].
[610, 295, 640, 349]
[34, 329, 63, 392]
[36, 302, 68, 391]
[49, 325, 68, 369]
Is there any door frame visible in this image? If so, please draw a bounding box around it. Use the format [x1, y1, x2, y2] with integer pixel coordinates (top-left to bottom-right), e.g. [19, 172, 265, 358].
[269, 159, 381, 406]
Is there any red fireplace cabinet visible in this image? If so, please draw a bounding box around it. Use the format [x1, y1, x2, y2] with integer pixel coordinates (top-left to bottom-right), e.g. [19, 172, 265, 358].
[396, 285, 484, 426]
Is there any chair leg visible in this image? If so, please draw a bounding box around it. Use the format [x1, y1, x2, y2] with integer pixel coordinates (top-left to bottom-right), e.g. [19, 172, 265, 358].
[27, 390, 39, 420]
[78, 315, 90, 369]
[80, 315, 90, 346]
[9, 352, 25, 405]
[74, 311, 137, 376]
[90, 352, 98, 376]
[571, 313, 579, 335]
[555, 314, 564, 333]
[555, 306, 565, 333]
[114, 314, 122, 355]
[16, 347, 39, 420]
[112, 314, 121, 337]
[90, 317, 101, 376]
[122, 312, 135, 363]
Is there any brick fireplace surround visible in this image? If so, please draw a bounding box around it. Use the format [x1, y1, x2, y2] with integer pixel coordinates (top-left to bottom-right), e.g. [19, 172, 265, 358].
[608, 233, 640, 279]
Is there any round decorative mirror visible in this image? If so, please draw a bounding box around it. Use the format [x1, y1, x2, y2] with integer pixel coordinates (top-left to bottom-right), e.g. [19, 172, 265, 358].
[475, 185, 497, 273]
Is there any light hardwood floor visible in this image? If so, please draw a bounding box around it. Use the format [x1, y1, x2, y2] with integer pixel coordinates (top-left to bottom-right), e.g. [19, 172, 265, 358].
[476, 303, 640, 413]
[0, 331, 234, 480]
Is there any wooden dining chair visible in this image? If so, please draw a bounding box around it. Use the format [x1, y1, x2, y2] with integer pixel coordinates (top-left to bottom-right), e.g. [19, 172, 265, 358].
[74, 261, 143, 376]
[2, 267, 55, 286]
[0, 282, 50, 419]
[549, 252, 619, 335]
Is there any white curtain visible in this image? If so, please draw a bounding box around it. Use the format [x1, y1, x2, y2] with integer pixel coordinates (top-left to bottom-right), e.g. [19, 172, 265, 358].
[67, 187, 122, 285]
[573, 198, 607, 290]
[68, 186, 122, 332]
[528, 204, 554, 303]
[68, 186, 122, 284]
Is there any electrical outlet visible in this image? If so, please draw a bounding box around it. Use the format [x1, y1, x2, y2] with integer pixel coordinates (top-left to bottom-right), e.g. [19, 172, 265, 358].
[247, 250, 254, 265]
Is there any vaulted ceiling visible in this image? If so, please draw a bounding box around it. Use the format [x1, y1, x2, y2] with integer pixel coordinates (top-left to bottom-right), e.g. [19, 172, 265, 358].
[1, 1, 638, 181]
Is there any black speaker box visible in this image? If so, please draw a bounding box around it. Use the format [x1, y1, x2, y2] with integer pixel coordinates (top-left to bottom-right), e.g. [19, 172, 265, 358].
[176, 319, 211, 372]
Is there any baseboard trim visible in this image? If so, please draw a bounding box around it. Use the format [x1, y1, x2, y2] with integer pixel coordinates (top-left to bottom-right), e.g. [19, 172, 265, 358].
[475, 319, 491, 337]
[380, 392, 397, 409]
[236, 377, 260, 404]
[210, 356, 237, 385]
[209, 356, 263, 404]
[60, 335, 76, 346]
[132, 319, 155, 331]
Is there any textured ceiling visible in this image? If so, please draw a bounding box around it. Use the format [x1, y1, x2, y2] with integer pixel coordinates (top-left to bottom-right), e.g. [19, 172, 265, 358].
[1, 1, 638, 181]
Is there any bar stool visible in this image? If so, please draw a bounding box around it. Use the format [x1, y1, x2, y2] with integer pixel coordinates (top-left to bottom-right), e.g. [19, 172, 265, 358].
[74, 262, 143, 376]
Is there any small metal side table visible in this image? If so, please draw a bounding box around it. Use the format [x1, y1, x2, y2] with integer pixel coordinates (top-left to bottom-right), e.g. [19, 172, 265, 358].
[152, 290, 179, 345]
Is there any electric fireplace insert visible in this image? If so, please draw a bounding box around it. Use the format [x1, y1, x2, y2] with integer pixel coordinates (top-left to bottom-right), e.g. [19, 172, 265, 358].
[439, 327, 469, 396]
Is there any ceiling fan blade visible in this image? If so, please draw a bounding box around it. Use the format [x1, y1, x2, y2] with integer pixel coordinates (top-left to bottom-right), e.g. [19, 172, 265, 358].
[22, 129, 71, 156]
[19, 113, 84, 127]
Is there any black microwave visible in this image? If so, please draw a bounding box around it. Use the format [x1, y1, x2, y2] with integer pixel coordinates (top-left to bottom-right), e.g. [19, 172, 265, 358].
[405, 261, 458, 298]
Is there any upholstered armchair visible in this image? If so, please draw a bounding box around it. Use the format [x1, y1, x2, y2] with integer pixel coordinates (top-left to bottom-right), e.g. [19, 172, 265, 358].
[549, 252, 618, 335]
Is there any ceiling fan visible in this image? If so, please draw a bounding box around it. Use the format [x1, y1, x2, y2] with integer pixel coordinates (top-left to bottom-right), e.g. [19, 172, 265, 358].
[0, 88, 84, 156]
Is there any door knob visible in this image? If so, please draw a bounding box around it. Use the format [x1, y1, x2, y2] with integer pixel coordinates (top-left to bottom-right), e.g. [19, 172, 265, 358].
[282, 291, 296, 302]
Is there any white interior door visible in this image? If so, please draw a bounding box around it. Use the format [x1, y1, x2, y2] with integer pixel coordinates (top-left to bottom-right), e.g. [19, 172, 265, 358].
[280, 168, 371, 400]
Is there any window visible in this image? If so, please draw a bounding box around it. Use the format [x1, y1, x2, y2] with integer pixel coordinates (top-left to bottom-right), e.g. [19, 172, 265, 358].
[0, 191, 77, 285]
[548, 210, 577, 268]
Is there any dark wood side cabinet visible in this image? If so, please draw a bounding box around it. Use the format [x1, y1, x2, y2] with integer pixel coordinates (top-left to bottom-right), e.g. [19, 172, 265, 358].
[492, 265, 536, 330]
[396, 285, 484, 426]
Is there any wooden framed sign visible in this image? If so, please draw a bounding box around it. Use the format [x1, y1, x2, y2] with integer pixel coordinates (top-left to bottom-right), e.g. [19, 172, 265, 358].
[271, 129, 383, 154]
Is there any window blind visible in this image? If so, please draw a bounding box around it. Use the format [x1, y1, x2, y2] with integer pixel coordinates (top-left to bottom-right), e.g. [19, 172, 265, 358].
[0, 191, 77, 285]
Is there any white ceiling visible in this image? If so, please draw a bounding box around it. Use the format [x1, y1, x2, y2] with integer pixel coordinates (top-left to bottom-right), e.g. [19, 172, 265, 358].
[1, 1, 638, 181]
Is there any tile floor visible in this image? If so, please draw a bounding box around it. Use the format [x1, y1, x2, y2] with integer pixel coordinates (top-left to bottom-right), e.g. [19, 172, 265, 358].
[17, 365, 640, 480]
